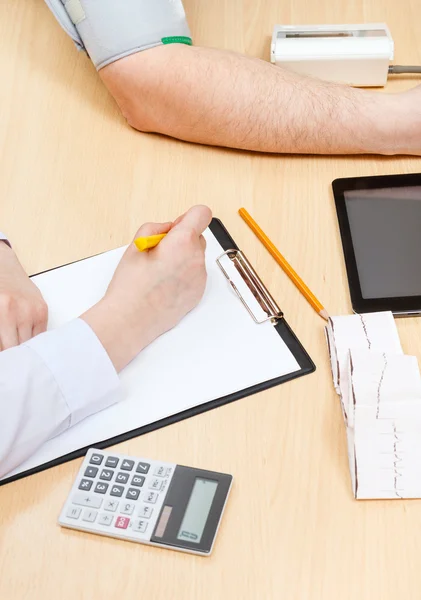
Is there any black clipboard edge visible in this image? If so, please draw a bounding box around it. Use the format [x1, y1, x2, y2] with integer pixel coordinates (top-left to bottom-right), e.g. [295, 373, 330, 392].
[1, 358, 314, 487]
[0, 218, 315, 487]
[209, 218, 316, 374]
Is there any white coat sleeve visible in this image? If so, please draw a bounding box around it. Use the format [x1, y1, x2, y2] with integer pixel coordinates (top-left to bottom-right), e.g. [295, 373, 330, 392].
[0, 318, 123, 478]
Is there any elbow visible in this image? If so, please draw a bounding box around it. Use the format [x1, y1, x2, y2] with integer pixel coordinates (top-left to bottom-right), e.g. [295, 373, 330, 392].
[100, 70, 156, 133]
[99, 47, 177, 135]
[115, 88, 156, 134]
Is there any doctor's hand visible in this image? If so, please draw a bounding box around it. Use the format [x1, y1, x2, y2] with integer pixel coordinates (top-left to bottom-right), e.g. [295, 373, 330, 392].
[82, 205, 212, 372]
[0, 242, 48, 351]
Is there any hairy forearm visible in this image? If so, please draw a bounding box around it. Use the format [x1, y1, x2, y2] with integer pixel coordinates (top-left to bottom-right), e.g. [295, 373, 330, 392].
[100, 44, 418, 155]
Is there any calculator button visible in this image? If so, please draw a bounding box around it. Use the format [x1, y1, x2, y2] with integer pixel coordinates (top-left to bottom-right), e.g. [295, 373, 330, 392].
[78, 479, 93, 491]
[126, 488, 140, 501]
[115, 472, 130, 484]
[84, 466, 98, 478]
[115, 516, 130, 530]
[131, 475, 145, 487]
[154, 466, 170, 477]
[98, 513, 114, 526]
[99, 469, 114, 481]
[72, 493, 103, 509]
[82, 509, 98, 523]
[89, 453, 103, 465]
[136, 462, 150, 475]
[121, 460, 134, 471]
[105, 456, 119, 468]
[94, 482, 109, 494]
[133, 519, 148, 533]
[66, 506, 81, 520]
[138, 505, 153, 519]
[143, 491, 158, 504]
[110, 485, 124, 497]
[149, 478, 163, 491]
[121, 502, 135, 515]
[104, 500, 119, 512]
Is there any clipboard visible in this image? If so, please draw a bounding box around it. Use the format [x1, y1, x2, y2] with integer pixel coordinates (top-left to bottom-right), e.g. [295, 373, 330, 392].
[0, 218, 315, 486]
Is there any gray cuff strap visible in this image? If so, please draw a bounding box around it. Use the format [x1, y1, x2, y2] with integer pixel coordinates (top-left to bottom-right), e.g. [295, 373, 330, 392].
[44, 0, 84, 50]
[45, 0, 192, 70]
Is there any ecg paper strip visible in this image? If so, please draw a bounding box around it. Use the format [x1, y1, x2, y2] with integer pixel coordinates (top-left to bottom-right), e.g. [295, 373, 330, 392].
[325, 312, 402, 422]
[326, 312, 421, 499]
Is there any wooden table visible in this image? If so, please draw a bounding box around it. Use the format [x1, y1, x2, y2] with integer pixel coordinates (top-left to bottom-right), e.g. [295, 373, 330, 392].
[1, 1, 421, 598]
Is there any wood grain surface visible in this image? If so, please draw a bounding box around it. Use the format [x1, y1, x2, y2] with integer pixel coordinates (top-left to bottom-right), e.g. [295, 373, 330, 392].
[1, 1, 421, 598]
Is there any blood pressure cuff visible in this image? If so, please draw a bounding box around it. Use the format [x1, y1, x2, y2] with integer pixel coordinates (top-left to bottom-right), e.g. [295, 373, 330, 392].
[44, 0, 192, 70]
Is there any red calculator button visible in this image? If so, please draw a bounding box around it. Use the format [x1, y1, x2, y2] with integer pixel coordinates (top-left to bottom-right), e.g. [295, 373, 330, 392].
[115, 516, 130, 529]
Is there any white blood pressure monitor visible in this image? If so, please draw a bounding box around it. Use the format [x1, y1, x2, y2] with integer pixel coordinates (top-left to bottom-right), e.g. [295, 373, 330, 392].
[271, 23, 394, 87]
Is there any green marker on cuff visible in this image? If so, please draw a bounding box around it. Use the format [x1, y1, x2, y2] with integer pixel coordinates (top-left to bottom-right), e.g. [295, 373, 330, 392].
[161, 36, 193, 46]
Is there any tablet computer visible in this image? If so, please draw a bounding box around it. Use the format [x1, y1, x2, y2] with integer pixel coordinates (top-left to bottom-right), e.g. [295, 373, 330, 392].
[332, 172, 421, 316]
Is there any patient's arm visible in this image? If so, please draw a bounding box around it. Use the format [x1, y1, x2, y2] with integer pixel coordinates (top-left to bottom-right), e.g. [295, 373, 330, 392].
[100, 44, 421, 156]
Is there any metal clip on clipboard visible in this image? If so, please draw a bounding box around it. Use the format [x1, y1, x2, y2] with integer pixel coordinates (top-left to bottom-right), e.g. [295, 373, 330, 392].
[216, 249, 284, 324]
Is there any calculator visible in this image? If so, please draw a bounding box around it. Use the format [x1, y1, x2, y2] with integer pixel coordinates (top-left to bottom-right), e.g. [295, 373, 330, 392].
[59, 449, 233, 555]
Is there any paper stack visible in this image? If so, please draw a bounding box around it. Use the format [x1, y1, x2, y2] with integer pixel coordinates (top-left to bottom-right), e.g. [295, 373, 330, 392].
[326, 312, 421, 499]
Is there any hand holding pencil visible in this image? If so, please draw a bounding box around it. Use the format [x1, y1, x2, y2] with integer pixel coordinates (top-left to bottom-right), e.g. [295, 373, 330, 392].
[83, 205, 212, 372]
[238, 208, 329, 321]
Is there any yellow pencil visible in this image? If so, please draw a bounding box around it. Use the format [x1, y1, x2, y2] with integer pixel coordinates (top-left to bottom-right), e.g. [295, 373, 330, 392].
[134, 234, 167, 252]
[239, 208, 329, 321]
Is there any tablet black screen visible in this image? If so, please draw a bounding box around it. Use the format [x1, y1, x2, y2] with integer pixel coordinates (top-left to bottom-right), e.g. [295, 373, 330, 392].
[345, 186, 421, 299]
[333, 173, 421, 315]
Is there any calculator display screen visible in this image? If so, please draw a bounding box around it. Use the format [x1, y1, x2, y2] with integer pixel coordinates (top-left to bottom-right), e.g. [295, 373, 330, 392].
[177, 478, 218, 544]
